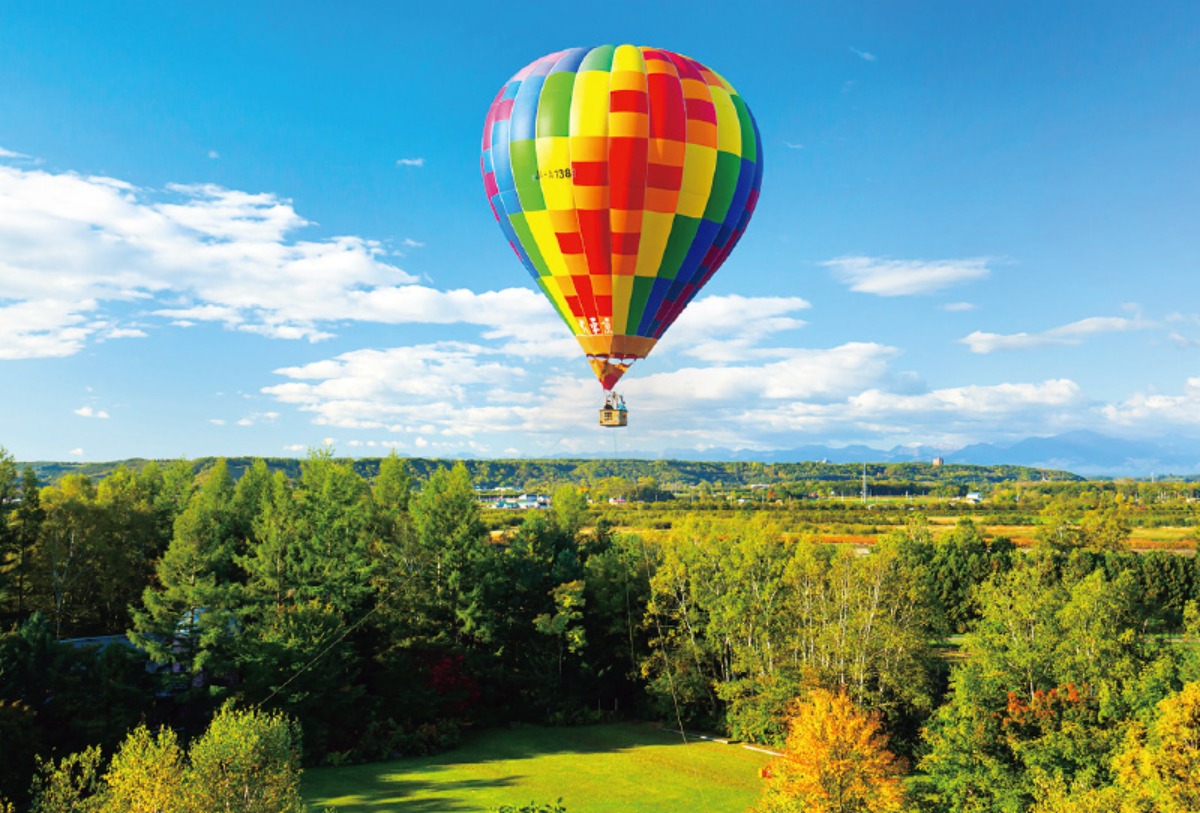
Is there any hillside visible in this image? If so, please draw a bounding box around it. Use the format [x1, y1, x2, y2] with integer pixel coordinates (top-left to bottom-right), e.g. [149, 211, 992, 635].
[18, 456, 1082, 491]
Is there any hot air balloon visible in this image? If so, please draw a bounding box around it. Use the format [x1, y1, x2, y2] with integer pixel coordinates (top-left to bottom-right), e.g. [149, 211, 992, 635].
[481, 45, 763, 426]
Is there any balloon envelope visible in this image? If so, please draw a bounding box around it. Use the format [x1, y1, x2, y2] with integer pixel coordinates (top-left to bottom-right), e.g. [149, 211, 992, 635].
[481, 45, 763, 390]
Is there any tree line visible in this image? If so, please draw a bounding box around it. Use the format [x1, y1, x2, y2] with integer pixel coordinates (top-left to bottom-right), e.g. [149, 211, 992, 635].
[20, 455, 1079, 496]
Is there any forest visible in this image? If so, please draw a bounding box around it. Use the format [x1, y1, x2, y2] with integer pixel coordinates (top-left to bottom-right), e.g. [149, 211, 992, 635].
[1, 446, 1198, 811]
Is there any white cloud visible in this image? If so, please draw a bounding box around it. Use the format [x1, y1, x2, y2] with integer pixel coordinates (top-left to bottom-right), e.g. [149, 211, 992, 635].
[396, 158, 425, 167]
[104, 327, 147, 339]
[402, 238, 424, 248]
[208, 150, 220, 159]
[943, 302, 976, 312]
[783, 141, 805, 150]
[636, 342, 895, 404]
[658, 294, 810, 361]
[850, 47, 878, 61]
[1102, 377, 1200, 428]
[725, 379, 1084, 449]
[961, 315, 1154, 353]
[0, 163, 573, 357]
[264, 342, 533, 435]
[69, 448, 84, 457]
[260, 339, 903, 455]
[825, 255, 991, 296]
[73, 406, 110, 419]
[0, 299, 94, 359]
[209, 419, 226, 426]
[0, 147, 29, 159]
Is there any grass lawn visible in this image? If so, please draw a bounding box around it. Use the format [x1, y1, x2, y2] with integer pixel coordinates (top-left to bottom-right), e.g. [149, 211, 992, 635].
[303, 722, 771, 812]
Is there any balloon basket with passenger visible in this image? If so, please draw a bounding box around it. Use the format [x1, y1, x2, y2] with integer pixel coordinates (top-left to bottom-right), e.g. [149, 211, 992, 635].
[599, 391, 628, 427]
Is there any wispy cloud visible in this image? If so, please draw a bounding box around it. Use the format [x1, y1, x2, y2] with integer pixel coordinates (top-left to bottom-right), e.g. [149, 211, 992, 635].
[961, 315, 1155, 354]
[74, 406, 110, 419]
[396, 157, 425, 167]
[236, 411, 279, 427]
[943, 302, 976, 312]
[850, 47, 878, 62]
[825, 255, 992, 296]
[783, 141, 805, 150]
[0, 147, 29, 159]
[402, 238, 425, 248]
[207, 150, 220, 159]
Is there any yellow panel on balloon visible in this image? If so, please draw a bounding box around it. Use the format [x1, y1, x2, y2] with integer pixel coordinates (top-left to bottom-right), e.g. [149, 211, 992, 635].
[677, 143, 717, 218]
[522, 210, 569, 277]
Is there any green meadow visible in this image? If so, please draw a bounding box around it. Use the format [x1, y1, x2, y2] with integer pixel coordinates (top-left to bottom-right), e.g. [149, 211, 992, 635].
[302, 723, 772, 813]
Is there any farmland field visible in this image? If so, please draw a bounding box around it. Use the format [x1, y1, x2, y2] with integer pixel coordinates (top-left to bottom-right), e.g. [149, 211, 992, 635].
[303, 723, 772, 813]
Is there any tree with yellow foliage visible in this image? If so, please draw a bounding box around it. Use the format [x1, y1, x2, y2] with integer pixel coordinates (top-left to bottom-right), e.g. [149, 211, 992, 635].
[753, 687, 905, 813]
[1112, 680, 1200, 813]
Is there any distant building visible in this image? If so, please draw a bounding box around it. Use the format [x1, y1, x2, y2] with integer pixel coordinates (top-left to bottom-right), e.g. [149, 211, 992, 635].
[479, 493, 550, 510]
[932, 457, 944, 467]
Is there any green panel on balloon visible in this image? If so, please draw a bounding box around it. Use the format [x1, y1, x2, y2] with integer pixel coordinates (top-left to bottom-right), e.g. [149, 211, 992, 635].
[732, 96, 757, 163]
[657, 216, 701, 280]
[627, 276, 657, 334]
[510, 141, 546, 211]
[537, 73, 576, 138]
[578, 45, 615, 72]
[703, 151, 742, 223]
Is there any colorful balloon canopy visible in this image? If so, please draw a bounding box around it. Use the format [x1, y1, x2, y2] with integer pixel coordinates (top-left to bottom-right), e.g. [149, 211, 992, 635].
[481, 45, 763, 390]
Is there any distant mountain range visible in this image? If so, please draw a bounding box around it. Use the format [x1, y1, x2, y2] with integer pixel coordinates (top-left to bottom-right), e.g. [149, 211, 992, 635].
[659, 431, 1200, 478]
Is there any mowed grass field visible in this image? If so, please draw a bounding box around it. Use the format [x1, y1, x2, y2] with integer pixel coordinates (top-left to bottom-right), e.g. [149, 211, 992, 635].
[303, 723, 771, 813]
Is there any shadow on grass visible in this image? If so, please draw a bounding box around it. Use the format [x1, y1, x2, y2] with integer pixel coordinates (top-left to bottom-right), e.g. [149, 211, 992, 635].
[303, 722, 736, 811]
[307, 768, 523, 811]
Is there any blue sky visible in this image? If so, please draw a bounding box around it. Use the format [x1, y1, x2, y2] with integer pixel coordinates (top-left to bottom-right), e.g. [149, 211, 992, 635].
[2, 1, 1198, 462]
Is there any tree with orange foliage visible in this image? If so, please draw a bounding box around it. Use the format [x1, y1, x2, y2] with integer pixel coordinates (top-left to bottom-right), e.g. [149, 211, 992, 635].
[753, 687, 905, 813]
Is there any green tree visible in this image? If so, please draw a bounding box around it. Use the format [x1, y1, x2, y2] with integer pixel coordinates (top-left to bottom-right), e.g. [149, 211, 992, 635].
[409, 462, 487, 639]
[131, 460, 242, 693]
[234, 453, 373, 756]
[968, 558, 1067, 701]
[29, 475, 107, 637]
[552, 484, 588, 539]
[28, 746, 104, 813]
[183, 705, 304, 813]
[1078, 505, 1131, 551]
[0, 448, 19, 612]
[3, 467, 43, 617]
[99, 725, 184, 813]
[534, 579, 587, 685]
[1035, 502, 1083, 551]
[23, 705, 304, 813]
